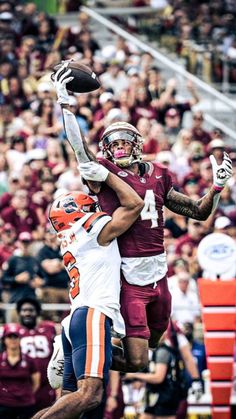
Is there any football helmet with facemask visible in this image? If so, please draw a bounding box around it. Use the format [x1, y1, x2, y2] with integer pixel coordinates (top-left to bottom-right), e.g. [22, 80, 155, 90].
[99, 122, 143, 168]
[49, 191, 100, 233]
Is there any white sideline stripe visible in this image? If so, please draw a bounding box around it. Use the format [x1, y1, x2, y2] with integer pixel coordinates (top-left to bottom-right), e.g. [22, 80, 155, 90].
[211, 382, 232, 387]
[202, 307, 235, 313]
[205, 331, 235, 338]
[188, 407, 211, 414]
[208, 356, 234, 362]
[213, 407, 231, 412]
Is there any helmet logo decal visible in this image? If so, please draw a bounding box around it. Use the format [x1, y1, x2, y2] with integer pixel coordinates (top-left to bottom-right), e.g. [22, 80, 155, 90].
[63, 200, 77, 213]
[118, 171, 128, 177]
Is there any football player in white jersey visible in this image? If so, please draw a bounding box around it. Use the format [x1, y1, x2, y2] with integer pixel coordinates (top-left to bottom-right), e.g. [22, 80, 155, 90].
[32, 166, 143, 419]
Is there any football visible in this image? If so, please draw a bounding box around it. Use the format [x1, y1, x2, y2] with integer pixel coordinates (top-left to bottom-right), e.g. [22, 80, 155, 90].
[51, 61, 101, 93]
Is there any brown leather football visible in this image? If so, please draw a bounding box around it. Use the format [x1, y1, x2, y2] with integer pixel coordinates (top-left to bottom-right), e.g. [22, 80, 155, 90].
[51, 61, 101, 93]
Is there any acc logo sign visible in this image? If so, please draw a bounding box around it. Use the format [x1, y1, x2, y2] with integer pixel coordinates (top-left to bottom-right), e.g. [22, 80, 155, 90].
[205, 244, 234, 260]
[197, 232, 236, 279]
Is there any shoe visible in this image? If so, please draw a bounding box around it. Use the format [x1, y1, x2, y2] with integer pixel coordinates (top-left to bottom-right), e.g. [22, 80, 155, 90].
[47, 334, 64, 389]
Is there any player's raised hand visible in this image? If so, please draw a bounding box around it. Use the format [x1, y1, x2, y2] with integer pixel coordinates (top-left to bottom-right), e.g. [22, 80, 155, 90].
[210, 151, 233, 191]
[52, 61, 74, 105]
[80, 161, 109, 182]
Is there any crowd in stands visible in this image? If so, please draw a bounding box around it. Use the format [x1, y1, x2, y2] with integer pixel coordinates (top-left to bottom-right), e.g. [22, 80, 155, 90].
[113, 0, 236, 86]
[0, 0, 235, 416]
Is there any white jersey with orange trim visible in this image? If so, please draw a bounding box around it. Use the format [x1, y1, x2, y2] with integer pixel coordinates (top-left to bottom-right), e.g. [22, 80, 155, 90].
[59, 211, 125, 337]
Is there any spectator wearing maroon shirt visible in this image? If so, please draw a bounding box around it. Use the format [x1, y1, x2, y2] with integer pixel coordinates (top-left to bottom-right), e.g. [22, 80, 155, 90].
[175, 219, 205, 259]
[0, 323, 40, 419]
[0, 223, 16, 269]
[16, 297, 57, 413]
[0, 172, 20, 210]
[1, 188, 41, 238]
[190, 111, 212, 148]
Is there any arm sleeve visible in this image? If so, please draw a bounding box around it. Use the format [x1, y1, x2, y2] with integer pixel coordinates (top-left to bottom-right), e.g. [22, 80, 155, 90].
[163, 167, 173, 198]
[62, 108, 92, 163]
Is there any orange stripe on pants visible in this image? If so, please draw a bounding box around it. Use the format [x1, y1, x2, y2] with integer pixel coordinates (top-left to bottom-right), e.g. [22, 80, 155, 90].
[85, 308, 94, 375]
[97, 313, 105, 377]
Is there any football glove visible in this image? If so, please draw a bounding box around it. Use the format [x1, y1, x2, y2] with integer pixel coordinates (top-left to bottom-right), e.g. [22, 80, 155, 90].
[52, 61, 74, 105]
[79, 161, 109, 182]
[210, 152, 233, 191]
[47, 334, 64, 389]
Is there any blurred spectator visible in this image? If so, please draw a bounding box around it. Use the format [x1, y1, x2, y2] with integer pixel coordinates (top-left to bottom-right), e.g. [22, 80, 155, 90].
[0, 153, 8, 194]
[164, 107, 182, 144]
[1, 231, 45, 304]
[103, 370, 125, 419]
[0, 223, 16, 270]
[168, 257, 198, 294]
[0, 322, 40, 419]
[182, 322, 207, 378]
[159, 78, 199, 125]
[190, 111, 212, 148]
[16, 297, 57, 413]
[1, 188, 41, 238]
[175, 219, 206, 275]
[36, 98, 62, 139]
[198, 158, 214, 194]
[207, 138, 225, 164]
[170, 271, 201, 326]
[100, 60, 129, 97]
[213, 215, 235, 240]
[4, 76, 29, 116]
[56, 155, 86, 192]
[130, 85, 157, 125]
[36, 225, 69, 320]
[218, 184, 236, 215]
[0, 104, 24, 140]
[5, 134, 27, 174]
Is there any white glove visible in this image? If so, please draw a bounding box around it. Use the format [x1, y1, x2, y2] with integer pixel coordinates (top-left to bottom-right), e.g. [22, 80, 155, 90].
[210, 151, 233, 191]
[188, 379, 203, 401]
[79, 161, 109, 182]
[52, 61, 74, 105]
[47, 334, 64, 389]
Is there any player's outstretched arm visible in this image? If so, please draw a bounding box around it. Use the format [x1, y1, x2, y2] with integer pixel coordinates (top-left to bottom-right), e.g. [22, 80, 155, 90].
[52, 62, 96, 163]
[80, 161, 144, 244]
[52, 63, 101, 193]
[165, 152, 233, 220]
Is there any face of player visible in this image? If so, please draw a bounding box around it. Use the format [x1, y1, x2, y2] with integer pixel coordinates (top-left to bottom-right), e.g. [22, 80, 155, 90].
[19, 303, 38, 328]
[109, 139, 133, 160]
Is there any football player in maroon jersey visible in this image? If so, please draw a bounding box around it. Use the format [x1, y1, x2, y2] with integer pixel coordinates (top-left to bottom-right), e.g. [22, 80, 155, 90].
[53, 63, 233, 372]
[16, 297, 57, 412]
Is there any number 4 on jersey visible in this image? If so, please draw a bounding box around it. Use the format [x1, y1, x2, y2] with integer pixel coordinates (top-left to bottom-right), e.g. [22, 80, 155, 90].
[141, 189, 158, 228]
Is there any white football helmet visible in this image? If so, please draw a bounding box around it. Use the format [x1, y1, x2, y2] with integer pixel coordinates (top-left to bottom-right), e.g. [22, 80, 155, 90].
[47, 334, 64, 389]
[99, 121, 143, 167]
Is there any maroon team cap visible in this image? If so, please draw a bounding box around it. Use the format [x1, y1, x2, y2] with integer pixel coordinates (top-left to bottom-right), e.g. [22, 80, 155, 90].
[3, 323, 21, 338]
[2, 223, 15, 232]
[18, 231, 32, 242]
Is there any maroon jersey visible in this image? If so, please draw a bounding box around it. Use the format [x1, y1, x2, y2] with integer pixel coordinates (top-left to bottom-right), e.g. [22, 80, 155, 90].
[19, 320, 56, 409]
[0, 351, 37, 407]
[98, 158, 172, 257]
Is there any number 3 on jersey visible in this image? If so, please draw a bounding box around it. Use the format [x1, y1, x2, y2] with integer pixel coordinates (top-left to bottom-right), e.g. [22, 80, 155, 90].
[63, 251, 80, 299]
[141, 189, 158, 228]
